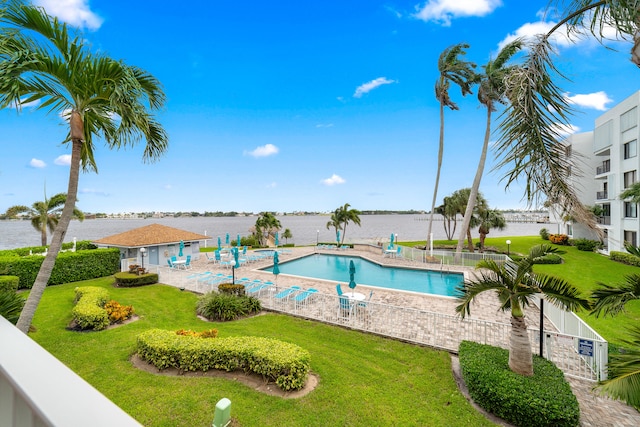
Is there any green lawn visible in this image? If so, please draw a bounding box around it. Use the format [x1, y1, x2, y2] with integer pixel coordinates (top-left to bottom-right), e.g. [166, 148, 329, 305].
[29, 278, 496, 427]
[416, 235, 640, 345]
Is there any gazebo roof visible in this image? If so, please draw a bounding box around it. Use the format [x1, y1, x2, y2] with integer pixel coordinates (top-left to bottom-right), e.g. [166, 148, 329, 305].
[92, 223, 210, 248]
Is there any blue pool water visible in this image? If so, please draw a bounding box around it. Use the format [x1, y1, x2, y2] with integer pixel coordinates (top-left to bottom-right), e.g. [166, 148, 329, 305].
[262, 254, 463, 297]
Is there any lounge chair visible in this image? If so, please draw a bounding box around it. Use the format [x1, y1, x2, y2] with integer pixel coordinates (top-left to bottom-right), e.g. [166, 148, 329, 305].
[337, 295, 353, 321]
[293, 288, 318, 310]
[274, 285, 301, 302]
[184, 255, 192, 270]
[336, 283, 343, 296]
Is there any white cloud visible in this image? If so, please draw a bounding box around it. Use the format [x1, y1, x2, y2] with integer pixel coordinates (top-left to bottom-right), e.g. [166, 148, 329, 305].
[54, 154, 71, 166]
[34, 0, 103, 30]
[315, 123, 334, 128]
[565, 91, 613, 111]
[8, 98, 41, 109]
[266, 182, 277, 188]
[164, 184, 172, 190]
[321, 174, 346, 186]
[79, 188, 109, 196]
[29, 158, 46, 168]
[354, 77, 396, 98]
[552, 122, 580, 137]
[245, 143, 279, 158]
[498, 21, 575, 51]
[413, 0, 502, 26]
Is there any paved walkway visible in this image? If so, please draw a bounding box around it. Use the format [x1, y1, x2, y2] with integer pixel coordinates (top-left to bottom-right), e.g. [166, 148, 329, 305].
[159, 246, 640, 426]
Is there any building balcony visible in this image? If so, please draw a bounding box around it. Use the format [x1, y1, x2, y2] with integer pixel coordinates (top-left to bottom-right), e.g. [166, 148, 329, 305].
[597, 216, 611, 225]
[596, 191, 608, 200]
[596, 161, 610, 175]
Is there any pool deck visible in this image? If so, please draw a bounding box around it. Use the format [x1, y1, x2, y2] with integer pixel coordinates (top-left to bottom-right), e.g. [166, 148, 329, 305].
[176, 245, 640, 426]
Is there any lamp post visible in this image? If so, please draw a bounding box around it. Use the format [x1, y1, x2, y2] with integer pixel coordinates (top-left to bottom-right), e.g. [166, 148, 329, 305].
[506, 240, 511, 257]
[230, 259, 236, 284]
[316, 230, 319, 246]
[395, 234, 398, 247]
[140, 247, 146, 270]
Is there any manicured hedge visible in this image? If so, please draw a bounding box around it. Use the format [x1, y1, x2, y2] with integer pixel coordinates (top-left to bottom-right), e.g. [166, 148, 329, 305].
[459, 341, 579, 427]
[136, 329, 311, 391]
[114, 272, 159, 287]
[0, 275, 19, 292]
[610, 251, 640, 267]
[217, 283, 246, 296]
[0, 248, 120, 289]
[197, 292, 261, 321]
[570, 238, 602, 252]
[71, 286, 110, 331]
[532, 254, 563, 264]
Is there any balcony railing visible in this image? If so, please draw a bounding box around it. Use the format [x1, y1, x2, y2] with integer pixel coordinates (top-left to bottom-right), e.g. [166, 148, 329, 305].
[596, 161, 610, 175]
[596, 191, 608, 200]
[597, 216, 611, 225]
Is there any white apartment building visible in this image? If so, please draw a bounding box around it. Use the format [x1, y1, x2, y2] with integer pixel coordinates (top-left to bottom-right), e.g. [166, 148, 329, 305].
[559, 91, 640, 253]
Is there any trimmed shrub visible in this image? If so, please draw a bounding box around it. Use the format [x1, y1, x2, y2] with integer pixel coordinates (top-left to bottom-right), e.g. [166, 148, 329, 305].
[459, 341, 579, 427]
[549, 234, 569, 245]
[114, 271, 159, 287]
[0, 290, 25, 324]
[610, 251, 640, 267]
[532, 254, 563, 264]
[217, 283, 245, 296]
[104, 300, 134, 324]
[571, 238, 602, 252]
[0, 248, 120, 289]
[197, 292, 261, 321]
[71, 286, 110, 331]
[137, 329, 311, 390]
[175, 328, 218, 338]
[0, 275, 19, 292]
[539, 228, 550, 240]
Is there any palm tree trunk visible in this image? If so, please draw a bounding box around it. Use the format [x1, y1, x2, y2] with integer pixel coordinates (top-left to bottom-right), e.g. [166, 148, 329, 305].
[479, 232, 487, 252]
[16, 138, 82, 333]
[427, 103, 445, 244]
[40, 226, 47, 247]
[456, 106, 492, 254]
[466, 228, 474, 252]
[509, 314, 534, 376]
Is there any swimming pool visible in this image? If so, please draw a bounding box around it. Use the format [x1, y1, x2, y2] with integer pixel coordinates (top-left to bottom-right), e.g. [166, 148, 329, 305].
[261, 253, 463, 297]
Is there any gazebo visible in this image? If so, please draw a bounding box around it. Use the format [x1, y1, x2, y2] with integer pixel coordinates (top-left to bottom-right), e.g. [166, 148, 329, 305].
[92, 223, 210, 269]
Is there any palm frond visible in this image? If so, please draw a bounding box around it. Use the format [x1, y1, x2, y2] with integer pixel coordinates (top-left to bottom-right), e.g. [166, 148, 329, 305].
[591, 274, 640, 317]
[596, 325, 640, 407]
[535, 274, 591, 312]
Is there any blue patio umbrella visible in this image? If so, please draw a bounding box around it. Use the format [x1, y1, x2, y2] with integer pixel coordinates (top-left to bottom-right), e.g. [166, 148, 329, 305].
[275, 231, 279, 247]
[225, 233, 230, 245]
[390, 233, 394, 247]
[178, 240, 184, 257]
[233, 246, 239, 267]
[217, 236, 222, 250]
[336, 230, 340, 244]
[348, 260, 356, 289]
[273, 251, 280, 277]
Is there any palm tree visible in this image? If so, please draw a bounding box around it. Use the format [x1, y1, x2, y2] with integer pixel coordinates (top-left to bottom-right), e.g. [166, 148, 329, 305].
[282, 228, 292, 244]
[620, 182, 640, 204]
[326, 210, 342, 244]
[590, 275, 640, 406]
[0, 3, 169, 333]
[456, 40, 522, 254]
[476, 207, 506, 252]
[335, 203, 361, 245]
[435, 196, 458, 241]
[494, 1, 640, 232]
[255, 212, 281, 246]
[456, 244, 590, 376]
[449, 188, 486, 252]
[5, 192, 84, 246]
[426, 43, 477, 247]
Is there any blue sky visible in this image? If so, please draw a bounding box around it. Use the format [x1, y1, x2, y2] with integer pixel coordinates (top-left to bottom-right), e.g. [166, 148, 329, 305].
[0, 0, 637, 214]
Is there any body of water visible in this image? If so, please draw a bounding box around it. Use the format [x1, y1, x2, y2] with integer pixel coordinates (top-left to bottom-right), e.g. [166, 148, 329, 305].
[262, 253, 464, 297]
[0, 214, 554, 250]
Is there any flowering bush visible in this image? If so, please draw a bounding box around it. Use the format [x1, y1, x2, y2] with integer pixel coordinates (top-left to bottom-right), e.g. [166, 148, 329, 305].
[104, 300, 134, 324]
[176, 328, 218, 339]
[549, 234, 569, 245]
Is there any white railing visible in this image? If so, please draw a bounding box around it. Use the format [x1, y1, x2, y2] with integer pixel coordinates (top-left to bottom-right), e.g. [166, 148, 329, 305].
[257, 287, 606, 381]
[0, 316, 142, 427]
[354, 243, 509, 267]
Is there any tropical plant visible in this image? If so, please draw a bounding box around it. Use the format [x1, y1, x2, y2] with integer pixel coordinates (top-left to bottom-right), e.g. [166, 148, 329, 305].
[455, 40, 522, 255]
[476, 207, 506, 252]
[326, 210, 342, 243]
[282, 228, 292, 244]
[435, 196, 459, 240]
[336, 203, 361, 245]
[456, 244, 590, 376]
[624, 242, 640, 258]
[590, 274, 640, 407]
[254, 212, 281, 247]
[0, 290, 25, 324]
[620, 182, 640, 204]
[5, 191, 84, 246]
[0, 2, 168, 333]
[426, 43, 477, 247]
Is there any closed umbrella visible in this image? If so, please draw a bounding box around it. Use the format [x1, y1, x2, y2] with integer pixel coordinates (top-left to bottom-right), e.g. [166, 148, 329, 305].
[390, 233, 394, 247]
[237, 234, 241, 247]
[336, 230, 340, 245]
[273, 251, 280, 280]
[275, 231, 279, 247]
[217, 236, 221, 250]
[225, 233, 230, 246]
[233, 247, 239, 267]
[348, 260, 356, 289]
[178, 240, 184, 257]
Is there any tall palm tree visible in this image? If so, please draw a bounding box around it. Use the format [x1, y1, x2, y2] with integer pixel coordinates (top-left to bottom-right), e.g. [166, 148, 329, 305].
[255, 212, 281, 246]
[456, 40, 522, 254]
[335, 203, 361, 245]
[0, 2, 169, 333]
[449, 188, 486, 252]
[456, 244, 590, 376]
[426, 43, 477, 247]
[476, 207, 506, 252]
[590, 275, 640, 406]
[5, 192, 84, 246]
[435, 196, 458, 241]
[326, 210, 342, 244]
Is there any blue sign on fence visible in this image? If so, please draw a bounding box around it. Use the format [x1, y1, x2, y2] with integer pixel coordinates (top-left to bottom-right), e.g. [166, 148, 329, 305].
[578, 339, 594, 357]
